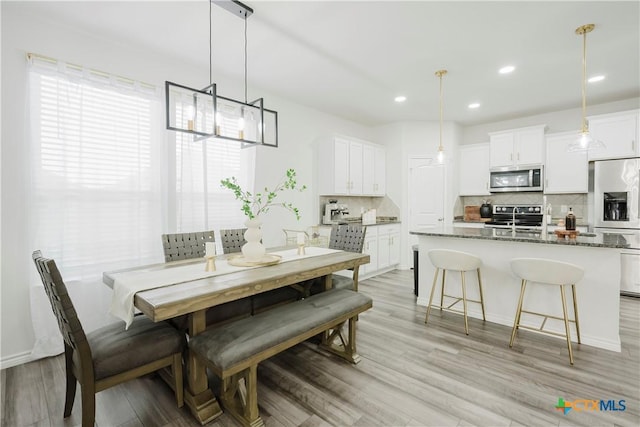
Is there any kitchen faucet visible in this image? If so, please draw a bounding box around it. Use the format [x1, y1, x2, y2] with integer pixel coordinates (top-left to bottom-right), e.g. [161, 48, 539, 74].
[511, 207, 520, 234]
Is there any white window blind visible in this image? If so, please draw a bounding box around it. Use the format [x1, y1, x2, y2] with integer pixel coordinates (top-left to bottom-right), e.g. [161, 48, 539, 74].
[28, 55, 164, 280]
[173, 115, 255, 235]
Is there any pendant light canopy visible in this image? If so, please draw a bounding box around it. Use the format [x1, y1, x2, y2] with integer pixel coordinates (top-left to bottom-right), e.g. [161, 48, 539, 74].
[435, 69, 447, 163]
[165, 0, 278, 148]
[567, 23, 604, 153]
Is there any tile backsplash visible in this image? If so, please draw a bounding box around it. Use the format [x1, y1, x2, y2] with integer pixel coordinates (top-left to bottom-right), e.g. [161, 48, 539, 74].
[319, 195, 400, 221]
[457, 193, 588, 224]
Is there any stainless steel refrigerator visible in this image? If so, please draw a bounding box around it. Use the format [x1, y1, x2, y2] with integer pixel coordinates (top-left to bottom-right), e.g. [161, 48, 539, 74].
[589, 157, 640, 297]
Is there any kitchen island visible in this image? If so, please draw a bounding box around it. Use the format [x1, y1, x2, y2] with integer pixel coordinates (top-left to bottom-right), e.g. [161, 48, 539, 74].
[410, 226, 632, 352]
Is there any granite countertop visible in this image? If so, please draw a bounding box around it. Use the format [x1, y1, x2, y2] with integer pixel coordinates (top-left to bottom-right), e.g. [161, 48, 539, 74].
[319, 217, 401, 226]
[410, 226, 637, 249]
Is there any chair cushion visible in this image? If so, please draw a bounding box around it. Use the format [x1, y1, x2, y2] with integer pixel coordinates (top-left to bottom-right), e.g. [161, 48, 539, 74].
[85, 316, 186, 380]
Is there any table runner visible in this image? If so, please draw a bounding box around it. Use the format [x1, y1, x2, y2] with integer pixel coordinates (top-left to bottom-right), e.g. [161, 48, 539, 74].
[110, 247, 341, 328]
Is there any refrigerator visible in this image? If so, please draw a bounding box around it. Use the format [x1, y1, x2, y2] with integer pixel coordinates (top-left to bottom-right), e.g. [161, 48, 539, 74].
[589, 157, 640, 297]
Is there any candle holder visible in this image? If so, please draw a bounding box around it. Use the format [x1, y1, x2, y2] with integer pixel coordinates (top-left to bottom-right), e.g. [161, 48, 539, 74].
[204, 255, 217, 272]
[297, 244, 306, 256]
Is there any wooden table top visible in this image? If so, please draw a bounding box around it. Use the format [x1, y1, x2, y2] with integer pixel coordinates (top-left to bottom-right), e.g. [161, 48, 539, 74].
[103, 250, 369, 322]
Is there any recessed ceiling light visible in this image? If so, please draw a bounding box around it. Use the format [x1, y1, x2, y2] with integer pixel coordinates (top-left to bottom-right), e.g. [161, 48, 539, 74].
[468, 103, 481, 109]
[588, 75, 605, 83]
[394, 95, 407, 103]
[499, 65, 516, 74]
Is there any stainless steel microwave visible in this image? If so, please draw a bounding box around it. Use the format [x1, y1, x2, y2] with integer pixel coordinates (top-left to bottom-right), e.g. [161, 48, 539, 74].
[489, 166, 543, 192]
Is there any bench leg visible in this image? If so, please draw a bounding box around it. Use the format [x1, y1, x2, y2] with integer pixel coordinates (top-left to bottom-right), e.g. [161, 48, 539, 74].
[221, 365, 264, 427]
[320, 316, 361, 364]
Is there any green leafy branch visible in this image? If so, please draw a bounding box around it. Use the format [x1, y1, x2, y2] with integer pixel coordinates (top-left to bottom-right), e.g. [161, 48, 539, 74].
[220, 168, 307, 220]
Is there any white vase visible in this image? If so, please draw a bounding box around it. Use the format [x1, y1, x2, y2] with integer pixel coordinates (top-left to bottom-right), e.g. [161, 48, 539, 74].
[242, 217, 266, 262]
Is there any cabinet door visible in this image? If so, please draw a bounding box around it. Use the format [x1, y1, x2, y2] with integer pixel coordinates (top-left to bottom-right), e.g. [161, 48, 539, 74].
[545, 132, 588, 193]
[489, 133, 515, 168]
[588, 112, 639, 160]
[362, 235, 378, 275]
[459, 143, 490, 195]
[374, 146, 386, 195]
[333, 138, 350, 195]
[348, 141, 363, 194]
[388, 229, 400, 266]
[515, 127, 545, 166]
[362, 144, 375, 195]
[377, 232, 391, 270]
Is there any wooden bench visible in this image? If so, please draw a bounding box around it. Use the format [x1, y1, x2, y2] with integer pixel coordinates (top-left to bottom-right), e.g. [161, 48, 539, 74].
[188, 288, 373, 427]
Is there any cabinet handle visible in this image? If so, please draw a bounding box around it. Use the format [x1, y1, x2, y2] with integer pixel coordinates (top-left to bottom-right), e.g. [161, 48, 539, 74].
[517, 152, 520, 161]
[510, 153, 513, 161]
[545, 179, 548, 188]
[632, 140, 636, 152]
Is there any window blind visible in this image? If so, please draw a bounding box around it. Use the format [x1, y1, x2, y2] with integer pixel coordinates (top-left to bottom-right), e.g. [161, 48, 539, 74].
[28, 55, 163, 280]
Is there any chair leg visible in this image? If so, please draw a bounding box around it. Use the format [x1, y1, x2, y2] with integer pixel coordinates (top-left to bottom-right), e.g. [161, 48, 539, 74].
[80, 384, 96, 427]
[63, 346, 77, 418]
[510, 280, 527, 348]
[172, 353, 184, 408]
[572, 284, 581, 344]
[477, 268, 486, 321]
[460, 271, 469, 335]
[560, 285, 574, 365]
[425, 268, 440, 324]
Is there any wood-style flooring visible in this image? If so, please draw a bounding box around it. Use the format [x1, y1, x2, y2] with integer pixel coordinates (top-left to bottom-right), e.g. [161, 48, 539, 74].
[2, 269, 639, 427]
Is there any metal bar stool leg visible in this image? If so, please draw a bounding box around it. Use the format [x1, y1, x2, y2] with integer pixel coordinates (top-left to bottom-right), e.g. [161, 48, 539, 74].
[425, 268, 440, 324]
[560, 285, 575, 365]
[510, 280, 527, 347]
[572, 284, 581, 344]
[477, 268, 486, 321]
[439, 269, 446, 311]
[460, 271, 469, 335]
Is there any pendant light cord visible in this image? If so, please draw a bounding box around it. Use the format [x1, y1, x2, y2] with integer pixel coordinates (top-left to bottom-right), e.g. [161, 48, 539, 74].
[244, 16, 248, 104]
[581, 29, 588, 133]
[439, 73, 443, 149]
[209, 0, 213, 86]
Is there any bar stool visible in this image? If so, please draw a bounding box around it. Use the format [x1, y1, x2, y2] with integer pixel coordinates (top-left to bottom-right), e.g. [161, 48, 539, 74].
[425, 249, 486, 335]
[509, 258, 583, 365]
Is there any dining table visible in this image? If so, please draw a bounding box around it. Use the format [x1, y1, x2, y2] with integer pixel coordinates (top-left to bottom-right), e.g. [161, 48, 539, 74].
[102, 246, 370, 425]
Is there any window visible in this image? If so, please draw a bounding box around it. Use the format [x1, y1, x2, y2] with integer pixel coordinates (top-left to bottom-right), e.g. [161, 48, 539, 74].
[28, 55, 164, 280]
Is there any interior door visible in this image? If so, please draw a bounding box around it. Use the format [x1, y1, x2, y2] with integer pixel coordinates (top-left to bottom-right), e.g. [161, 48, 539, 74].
[408, 157, 444, 250]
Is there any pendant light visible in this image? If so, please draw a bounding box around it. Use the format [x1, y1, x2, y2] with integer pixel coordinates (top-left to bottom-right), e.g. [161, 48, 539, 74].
[435, 69, 447, 163]
[567, 23, 605, 152]
[165, 0, 278, 147]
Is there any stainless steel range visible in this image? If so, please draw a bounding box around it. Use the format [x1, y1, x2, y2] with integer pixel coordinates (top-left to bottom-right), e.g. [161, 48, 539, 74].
[484, 204, 543, 229]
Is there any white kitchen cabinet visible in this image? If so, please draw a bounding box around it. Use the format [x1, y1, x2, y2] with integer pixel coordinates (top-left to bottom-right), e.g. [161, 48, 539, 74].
[362, 227, 378, 276]
[318, 136, 386, 196]
[545, 131, 588, 194]
[361, 224, 400, 276]
[459, 143, 491, 195]
[587, 110, 639, 160]
[489, 125, 546, 168]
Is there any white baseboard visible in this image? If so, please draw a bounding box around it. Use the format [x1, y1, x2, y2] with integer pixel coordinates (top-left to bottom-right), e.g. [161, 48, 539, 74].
[0, 351, 34, 370]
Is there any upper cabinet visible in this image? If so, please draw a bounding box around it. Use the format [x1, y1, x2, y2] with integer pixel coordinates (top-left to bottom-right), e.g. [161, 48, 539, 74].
[545, 131, 588, 194]
[459, 143, 491, 196]
[489, 125, 546, 168]
[587, 110, 639, 161]
[318, 136, 386, 196]
[362, 144, 386, 196]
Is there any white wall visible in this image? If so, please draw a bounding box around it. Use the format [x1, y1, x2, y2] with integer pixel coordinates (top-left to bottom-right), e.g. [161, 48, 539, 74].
[0, 4, 372, 366]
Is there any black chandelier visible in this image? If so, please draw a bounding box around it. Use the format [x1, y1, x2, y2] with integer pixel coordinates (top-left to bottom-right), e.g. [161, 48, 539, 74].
[165, 0, 278, 148]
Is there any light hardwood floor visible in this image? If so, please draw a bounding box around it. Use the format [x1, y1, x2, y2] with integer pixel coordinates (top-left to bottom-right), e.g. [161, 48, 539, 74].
[2, 269, 638, 427]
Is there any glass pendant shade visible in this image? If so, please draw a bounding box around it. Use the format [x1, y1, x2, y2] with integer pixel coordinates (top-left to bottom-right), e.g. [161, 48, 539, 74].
[437, 146, 445, 164]
[166, 82, 216, 136]
[569, 23, 605, 153]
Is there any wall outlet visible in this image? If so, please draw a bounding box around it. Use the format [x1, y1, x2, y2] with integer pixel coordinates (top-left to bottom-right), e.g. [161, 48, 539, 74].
[561, 205, 568, 213]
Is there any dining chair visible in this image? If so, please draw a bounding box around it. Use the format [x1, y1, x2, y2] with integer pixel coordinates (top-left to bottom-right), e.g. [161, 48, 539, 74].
[160, 231, 253, 328]
[161, 230, 216, 262]
[220, 228, 247, 254]
[32, 251, 186, 427]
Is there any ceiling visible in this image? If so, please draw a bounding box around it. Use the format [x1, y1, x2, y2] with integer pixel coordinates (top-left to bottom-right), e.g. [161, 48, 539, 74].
[13, 0, 640, 127]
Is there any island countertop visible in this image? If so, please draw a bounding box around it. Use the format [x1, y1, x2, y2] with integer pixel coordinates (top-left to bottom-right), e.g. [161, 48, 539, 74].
[410, 226, 636, 249]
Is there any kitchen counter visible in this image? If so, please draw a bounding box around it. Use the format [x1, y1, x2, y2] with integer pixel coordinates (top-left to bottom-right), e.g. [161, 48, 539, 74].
[411, 225, 625, 352]
[411, 225, 634, 249]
